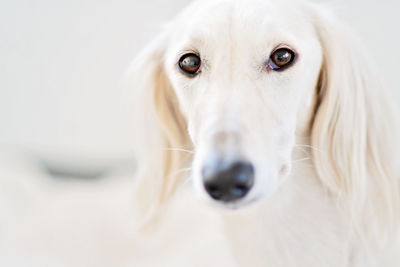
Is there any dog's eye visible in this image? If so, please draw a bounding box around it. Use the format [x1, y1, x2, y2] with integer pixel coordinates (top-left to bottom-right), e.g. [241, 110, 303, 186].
[268, 48, 295, 71]
[178, 53, 201, 76]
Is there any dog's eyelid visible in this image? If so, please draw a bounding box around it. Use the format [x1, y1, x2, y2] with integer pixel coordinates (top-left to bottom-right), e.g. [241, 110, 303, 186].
[175, 49, 201, 65]
[271, 43, 296, 53]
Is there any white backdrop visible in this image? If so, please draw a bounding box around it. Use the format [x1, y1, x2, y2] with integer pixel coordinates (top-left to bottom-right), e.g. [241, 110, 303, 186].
[0, 0, 399, 166]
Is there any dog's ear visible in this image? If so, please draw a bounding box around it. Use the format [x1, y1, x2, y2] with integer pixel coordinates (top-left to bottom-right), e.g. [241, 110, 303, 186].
[309, 6, 399, 243]
[127, 33, 191, 230]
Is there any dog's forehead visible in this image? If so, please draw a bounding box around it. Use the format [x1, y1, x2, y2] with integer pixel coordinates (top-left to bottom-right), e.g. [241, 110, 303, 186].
[168, 0, 314, 53]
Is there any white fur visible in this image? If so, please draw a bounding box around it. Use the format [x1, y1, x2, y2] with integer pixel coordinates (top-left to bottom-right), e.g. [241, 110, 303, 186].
[129, 0, 400, 266]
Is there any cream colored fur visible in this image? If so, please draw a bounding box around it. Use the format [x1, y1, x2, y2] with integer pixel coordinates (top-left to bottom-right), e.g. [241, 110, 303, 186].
[129, 0, 400, 266]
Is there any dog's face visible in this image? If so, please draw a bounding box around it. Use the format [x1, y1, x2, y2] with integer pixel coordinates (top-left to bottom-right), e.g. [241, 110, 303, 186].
[163, 0, 323, 208]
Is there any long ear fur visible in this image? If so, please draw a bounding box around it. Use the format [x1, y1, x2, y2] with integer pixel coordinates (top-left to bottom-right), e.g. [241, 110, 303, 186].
[309, 5, 399, 245]
[127, 33, 191, 230]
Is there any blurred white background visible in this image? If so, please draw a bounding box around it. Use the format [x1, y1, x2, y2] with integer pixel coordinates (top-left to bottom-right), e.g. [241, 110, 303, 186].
[0, 0, 399, 170]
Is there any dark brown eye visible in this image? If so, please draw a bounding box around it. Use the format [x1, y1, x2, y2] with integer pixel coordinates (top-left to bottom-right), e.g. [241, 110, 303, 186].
[178, 53, 201, 76]
[268, 48, 295, 71]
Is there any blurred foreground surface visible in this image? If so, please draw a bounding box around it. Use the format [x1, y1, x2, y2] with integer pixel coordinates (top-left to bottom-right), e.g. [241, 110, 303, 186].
[0, 152, 139, 266]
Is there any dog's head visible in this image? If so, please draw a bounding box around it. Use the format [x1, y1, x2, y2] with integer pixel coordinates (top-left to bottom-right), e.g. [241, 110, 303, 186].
[130, 0, 398, 234]
[162, 0, 324, 207]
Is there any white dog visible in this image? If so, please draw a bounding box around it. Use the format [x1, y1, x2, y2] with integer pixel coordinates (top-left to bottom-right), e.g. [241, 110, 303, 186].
[1, 0, 398, 266]
[129, 0, 400, 266]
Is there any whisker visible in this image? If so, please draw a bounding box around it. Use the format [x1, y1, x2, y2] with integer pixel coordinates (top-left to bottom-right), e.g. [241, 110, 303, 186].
[294, 144, 324, 153]
[291, 157, 311, 163]
[161, 148, 195, 154]
[168, 167, 192, 178]
[291, 159, 316, 169]
[181, 176, 192, 186]
[293, 146, 311, 156]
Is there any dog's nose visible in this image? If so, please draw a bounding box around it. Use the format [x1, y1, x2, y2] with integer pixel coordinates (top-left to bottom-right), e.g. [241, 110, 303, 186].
[202, 161, 254, 202]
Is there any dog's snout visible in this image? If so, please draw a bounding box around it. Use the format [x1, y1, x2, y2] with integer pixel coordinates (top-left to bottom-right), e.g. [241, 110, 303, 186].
[202, 161, 254, 202]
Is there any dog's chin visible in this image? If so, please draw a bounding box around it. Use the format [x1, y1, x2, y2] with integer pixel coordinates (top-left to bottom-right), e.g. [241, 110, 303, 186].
[198, 193, 262, 211]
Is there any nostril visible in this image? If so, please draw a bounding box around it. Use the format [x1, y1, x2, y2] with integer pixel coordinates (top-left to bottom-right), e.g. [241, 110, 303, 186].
[232, 184, 248, 197]
[205, 184, 223, 200]
[202, 160, 254, 202]
[232, 162, 254, 184]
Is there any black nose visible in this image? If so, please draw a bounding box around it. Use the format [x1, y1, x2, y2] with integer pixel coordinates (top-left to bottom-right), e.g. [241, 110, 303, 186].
[202, 161, 254, 202]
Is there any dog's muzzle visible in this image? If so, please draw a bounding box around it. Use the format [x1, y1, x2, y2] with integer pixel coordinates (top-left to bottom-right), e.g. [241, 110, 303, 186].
[200, 131, 254, 202]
